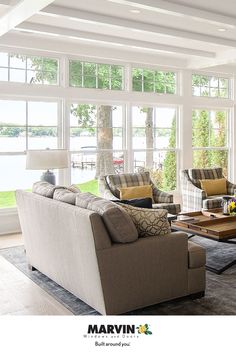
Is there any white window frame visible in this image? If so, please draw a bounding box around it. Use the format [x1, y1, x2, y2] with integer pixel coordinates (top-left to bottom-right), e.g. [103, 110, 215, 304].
[192, 71, 233, 99]
[130, 103, 180, 191]
[192, 106, 230, 176]
[0, 50, 60, 86]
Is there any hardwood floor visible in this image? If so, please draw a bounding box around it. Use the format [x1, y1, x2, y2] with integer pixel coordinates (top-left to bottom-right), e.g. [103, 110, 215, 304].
[0, 233, 73, 316]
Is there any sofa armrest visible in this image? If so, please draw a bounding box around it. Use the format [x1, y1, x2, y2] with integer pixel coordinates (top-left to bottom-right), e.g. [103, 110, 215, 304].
[96, 232, 189, 314]
[152, 185, 173, 203]
[227, 180, 236, 195]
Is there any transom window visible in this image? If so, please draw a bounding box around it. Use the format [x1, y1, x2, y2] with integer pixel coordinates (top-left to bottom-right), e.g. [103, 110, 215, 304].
[192, 109, 228, 175]
[0, 52, 58, 85]
[192, 74, 230, 98]
[69, 60, 123, 90]
[132, 67, 176, 94]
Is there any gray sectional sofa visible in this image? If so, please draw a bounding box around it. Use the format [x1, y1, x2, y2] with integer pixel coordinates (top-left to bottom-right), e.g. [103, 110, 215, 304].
[16, 185, 206, 315]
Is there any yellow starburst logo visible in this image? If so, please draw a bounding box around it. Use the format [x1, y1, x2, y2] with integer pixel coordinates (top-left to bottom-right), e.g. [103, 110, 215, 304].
[136, 324, 152, 335]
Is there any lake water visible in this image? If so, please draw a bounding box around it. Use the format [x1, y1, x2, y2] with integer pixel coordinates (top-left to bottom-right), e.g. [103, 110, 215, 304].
[0, 136, 169, 191]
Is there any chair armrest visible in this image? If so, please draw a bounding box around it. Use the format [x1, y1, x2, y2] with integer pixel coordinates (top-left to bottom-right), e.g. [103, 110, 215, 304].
[97, 232, 189, 314]
[103, 189, 119, 201]
[227, 180, 236, 195]
[99, 176, 119, 200]
[180, 170, 207, 211]
[152, 185, 173, 203]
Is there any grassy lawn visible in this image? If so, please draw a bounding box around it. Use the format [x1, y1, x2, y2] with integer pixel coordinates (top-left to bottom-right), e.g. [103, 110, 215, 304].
[76, 179, 99, 195]
[0, 179, 99, 209]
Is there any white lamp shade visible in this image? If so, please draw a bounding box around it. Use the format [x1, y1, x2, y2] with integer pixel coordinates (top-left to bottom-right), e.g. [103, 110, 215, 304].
[26, 149, 69, 170]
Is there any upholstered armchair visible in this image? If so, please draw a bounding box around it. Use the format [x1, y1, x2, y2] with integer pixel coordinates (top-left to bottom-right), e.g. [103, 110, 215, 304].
[180, 167, 236, 212]
[100, 171, 181, 215]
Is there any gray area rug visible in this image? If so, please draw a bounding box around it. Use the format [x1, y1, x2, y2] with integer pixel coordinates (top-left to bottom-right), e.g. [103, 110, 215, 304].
[1, 238, 236, 315]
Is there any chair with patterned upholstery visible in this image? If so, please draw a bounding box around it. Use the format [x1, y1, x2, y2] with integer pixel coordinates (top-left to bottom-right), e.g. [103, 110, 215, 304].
[100, 171, 181, 215]
[180, 167, 236, 212]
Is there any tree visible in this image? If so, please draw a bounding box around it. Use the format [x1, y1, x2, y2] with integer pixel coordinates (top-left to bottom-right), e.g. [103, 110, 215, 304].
[210, 111, 227, 175]
[192, 110, 212, 168]
[163, 118, 176, 190]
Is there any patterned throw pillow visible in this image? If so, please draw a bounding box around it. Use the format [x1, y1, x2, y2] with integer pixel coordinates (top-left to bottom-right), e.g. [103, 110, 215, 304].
[117, 203, 171, 237]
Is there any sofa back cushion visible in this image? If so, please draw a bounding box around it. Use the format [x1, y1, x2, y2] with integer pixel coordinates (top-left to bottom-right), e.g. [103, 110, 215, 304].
[105, 171, 151, 198]
[117, 203, 171, 237]
[53, 187, 80, 205]
[188, 168, 223, 188]
[76, 193, 138, 243]
[32, 181, 58, 198]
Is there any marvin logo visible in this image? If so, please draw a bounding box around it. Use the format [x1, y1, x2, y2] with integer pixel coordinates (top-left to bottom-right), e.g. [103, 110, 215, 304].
[87, 324, 152, 335]
[88, 324, 135, 334]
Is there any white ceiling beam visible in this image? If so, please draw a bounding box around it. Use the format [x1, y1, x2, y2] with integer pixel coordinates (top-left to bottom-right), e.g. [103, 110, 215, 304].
[41, 5, 236, 48]
[0, 0, 55, 37]
[0, 32, 188, 69]
[107, 0, 236, 28]
[188, 48, 236, 69]
[16, 22, 215, 58]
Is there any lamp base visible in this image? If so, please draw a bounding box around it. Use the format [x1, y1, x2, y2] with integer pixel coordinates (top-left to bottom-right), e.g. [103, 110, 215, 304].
[40, 170, 56, 185]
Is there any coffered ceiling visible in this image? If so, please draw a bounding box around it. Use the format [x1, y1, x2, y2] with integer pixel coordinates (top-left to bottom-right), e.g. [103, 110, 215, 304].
[1, 0, 236, 70]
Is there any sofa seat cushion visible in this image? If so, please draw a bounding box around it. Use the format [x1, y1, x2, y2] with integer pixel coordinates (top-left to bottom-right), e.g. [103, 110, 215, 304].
[188, 241, 206, 269]
[76, 193, 138, 243]
[117, 203, 171, 237]
[202, 197, 224, 210]
[152, 203, 181, 215]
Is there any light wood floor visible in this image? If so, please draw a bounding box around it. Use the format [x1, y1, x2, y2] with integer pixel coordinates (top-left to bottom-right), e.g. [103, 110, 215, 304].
[0, 233, 73, 316]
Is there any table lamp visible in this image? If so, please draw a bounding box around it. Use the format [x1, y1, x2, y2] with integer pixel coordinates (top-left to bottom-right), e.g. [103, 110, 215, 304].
[26, 149, 69, 185]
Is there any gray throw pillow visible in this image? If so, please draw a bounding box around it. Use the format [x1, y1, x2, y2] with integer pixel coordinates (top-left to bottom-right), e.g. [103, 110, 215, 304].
[76, 193, 138, 243]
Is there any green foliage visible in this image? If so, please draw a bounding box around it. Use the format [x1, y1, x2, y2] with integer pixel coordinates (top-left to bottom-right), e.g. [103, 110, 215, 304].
[192, 110, 211, 168]
[71, 104, 96, 129]
[0, 126, 24, 137]
[132, 68, 176, 93]
[28, 127, 57, 137]
[192, 110, 228, 174]
[69, 60, 123, 90]
[163, 118, 176, 190]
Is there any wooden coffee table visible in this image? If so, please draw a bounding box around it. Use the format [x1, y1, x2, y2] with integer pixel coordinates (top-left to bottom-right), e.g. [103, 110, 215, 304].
[171, 208, 236, 274]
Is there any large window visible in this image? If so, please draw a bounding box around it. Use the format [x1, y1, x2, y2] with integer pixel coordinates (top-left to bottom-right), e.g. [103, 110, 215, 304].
[69, 60, 123, 90]
[192, 74, 230, 98]
[192, 109, 228, 175]
[0, 100, 58, 208]
[0, 52, 58, 85]
[132, 67, 176, 94]
[132, 106, 177, 191]
[70, 103, 125, 186]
